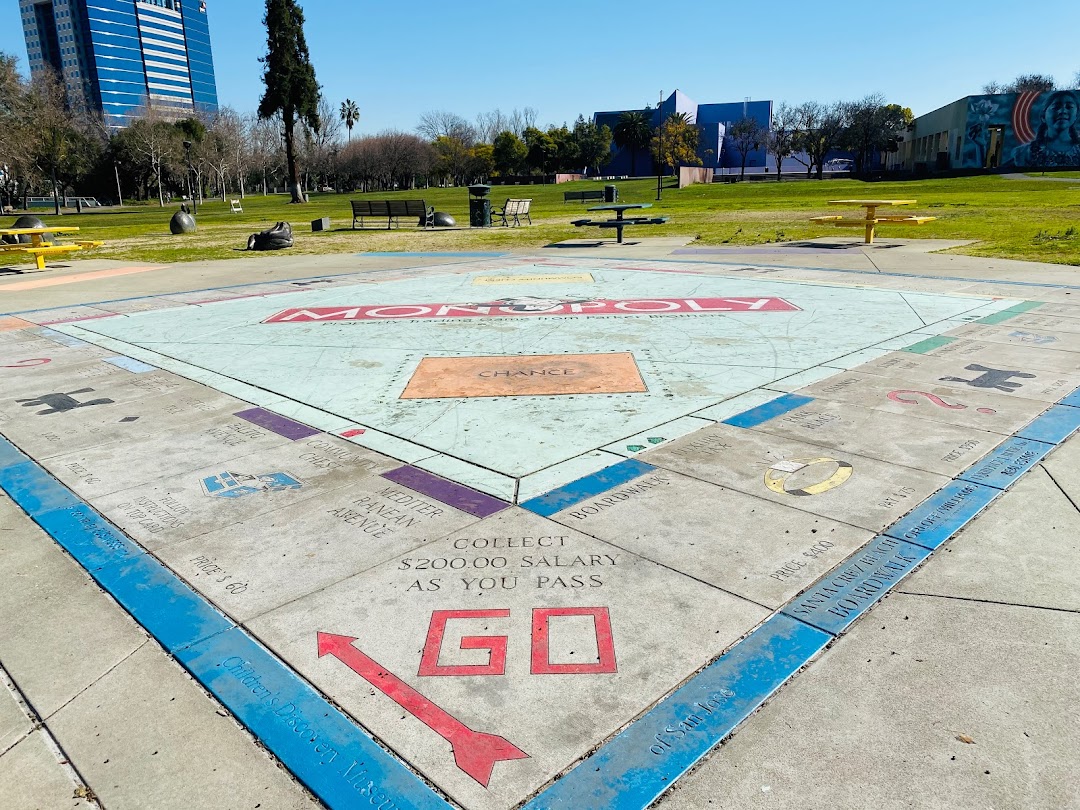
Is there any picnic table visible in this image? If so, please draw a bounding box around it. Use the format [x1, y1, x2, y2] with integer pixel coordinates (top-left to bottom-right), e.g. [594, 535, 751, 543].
[809, 199, 936, 245]
[571, 203, 668, 244]
[0, 226, 102, 270]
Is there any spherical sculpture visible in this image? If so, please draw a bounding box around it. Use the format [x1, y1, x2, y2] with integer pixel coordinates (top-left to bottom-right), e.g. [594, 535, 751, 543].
[3, 215, 50, 244]
[169, 205, 197, 235]
[432, 211, 456, 227]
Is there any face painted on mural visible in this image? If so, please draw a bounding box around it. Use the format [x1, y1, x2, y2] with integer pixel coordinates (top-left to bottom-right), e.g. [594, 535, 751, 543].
[1009, 91, 1080, 168]
[1043, 93, 1079, 139]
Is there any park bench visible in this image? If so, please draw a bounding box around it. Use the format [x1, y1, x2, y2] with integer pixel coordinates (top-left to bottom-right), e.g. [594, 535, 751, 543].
[351, 199, 434, 229]
[563, 190, 605, 203]
[492, 198, 532, 227]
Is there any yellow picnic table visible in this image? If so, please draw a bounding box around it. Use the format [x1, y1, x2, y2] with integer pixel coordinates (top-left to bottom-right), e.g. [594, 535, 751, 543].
[0, 226, 103, 270]
[810, 199, 936, 245]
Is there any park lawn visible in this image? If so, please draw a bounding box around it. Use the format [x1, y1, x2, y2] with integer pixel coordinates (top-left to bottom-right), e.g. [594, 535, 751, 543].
[9, 174, 1080, 267]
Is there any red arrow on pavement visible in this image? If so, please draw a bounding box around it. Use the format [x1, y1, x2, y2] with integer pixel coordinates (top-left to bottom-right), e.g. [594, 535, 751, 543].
[317, 632, 528, 787]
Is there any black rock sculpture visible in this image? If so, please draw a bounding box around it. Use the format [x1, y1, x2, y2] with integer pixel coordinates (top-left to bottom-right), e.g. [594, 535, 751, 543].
[2, 215, 50, 244]
[247, 221, 294, 251]
[169, 204, 197, 235]
[432, 211, 456, 227]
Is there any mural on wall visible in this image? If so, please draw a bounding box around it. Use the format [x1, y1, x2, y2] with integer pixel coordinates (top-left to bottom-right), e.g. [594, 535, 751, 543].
[964, 91, 1080, 169]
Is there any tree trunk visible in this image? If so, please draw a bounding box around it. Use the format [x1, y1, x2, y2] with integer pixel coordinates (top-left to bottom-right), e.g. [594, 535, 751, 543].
[740, 157, 747, 179]
[283, 109, 304, 203]
[52, 168, 61, 216]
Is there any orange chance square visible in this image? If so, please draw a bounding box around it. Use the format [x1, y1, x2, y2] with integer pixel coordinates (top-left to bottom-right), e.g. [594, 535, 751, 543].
[400, 353, 648, 399]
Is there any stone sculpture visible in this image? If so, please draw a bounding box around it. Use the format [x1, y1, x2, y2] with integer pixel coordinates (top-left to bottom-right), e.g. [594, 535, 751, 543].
[169, 204, 197, 234]
[247, 221, 294, 251]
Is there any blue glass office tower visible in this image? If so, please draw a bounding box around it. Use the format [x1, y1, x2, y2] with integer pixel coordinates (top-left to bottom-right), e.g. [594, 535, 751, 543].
[19, 0, 219, 128]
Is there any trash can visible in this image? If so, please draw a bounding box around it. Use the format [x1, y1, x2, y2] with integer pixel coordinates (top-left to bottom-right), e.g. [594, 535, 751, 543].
[468, 184, 491, 228]
[604, 184, 618, 203]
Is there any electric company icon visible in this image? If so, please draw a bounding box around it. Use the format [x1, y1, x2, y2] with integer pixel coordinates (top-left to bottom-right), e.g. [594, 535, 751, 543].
[262, 295, 801, 323]
[201, 471, 303, 499]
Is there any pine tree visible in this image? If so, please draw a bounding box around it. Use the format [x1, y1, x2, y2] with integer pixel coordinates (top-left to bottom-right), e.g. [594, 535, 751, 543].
[258, 0, 320, 203]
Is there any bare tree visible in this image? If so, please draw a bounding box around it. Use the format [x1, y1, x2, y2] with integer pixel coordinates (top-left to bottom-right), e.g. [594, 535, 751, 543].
[729, 117, 764, 179]
[126, 105, 181, 206]
[475, 108, 508, 143]
[792, 101, 847, 179]
[417, 110, 476, 145]
[768, 103, 798, 180]
[206, 108, 244, 201]
[248, 115, 283, 194]
[0, 53, 34, 210]
[505, 107, 538, 138]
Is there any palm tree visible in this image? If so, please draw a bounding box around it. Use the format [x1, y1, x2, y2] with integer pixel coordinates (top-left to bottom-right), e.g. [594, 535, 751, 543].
[613, 110, 653, 175]
[340, 98, 359, 142]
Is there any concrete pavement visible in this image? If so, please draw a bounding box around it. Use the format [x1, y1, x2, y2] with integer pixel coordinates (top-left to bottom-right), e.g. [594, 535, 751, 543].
[2, 237, 1079, 809]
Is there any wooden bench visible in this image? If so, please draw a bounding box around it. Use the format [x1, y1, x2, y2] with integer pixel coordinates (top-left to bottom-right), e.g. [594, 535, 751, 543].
[563, 190, 606, 203]
[492, 198, 532, 227]
[351, 199, 434, 229]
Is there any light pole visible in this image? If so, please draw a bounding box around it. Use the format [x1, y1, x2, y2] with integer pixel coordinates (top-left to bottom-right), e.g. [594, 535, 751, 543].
[182, 140, 197, 215]
[656, 90, 663, 201]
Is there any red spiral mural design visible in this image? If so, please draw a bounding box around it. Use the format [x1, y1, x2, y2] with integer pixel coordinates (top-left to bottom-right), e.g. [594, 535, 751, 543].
[1012, 92, 1040, 143]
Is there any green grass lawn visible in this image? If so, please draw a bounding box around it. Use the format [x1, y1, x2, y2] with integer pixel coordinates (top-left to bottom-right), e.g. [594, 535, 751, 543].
[9, 174, 1080, 267]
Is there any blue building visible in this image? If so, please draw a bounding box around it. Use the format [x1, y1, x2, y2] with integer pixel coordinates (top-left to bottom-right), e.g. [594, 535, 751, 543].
[594, 91, 774, 176]
[19, 0, 219, 129]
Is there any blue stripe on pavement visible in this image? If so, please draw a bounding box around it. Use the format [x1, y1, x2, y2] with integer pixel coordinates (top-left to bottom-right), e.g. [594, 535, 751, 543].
[883, 480, 1001, 549]
[721, 394, 814, 428]
[520, 614, 831, 810]
[1016, 404, 1080, 445]
[781, 536, 933, 635]
[0, 434, 451, 810]
[519, 458, 657, 517]
[958, 436, 1054, 490]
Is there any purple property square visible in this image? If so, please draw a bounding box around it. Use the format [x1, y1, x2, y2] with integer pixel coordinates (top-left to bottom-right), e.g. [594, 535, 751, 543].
[233, 408, 322, 441]
[381, 466, 509, 518]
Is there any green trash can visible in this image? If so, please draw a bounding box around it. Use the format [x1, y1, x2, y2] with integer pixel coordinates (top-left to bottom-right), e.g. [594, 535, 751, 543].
[468, 184, 491, 228]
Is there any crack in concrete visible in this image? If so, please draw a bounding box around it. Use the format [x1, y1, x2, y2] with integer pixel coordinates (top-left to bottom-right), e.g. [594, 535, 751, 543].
[896, 589, 1080, 615]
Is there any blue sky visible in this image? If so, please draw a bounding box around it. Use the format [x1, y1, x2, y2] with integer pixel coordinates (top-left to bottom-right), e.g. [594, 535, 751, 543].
[2, 0, 1079, 134]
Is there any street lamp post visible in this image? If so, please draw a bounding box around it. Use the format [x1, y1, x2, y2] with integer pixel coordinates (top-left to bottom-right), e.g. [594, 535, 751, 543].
[656, 90, 663, 201]
[182, 140, 197, 215]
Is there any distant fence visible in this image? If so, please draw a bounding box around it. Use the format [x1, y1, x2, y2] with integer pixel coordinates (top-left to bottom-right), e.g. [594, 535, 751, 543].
[678, 167, 714, 188]
[23, 196, 103, 208]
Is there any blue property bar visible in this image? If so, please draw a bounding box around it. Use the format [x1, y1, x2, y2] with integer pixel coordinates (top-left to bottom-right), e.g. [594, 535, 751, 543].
[104, 355, 157, 373]
[781, 537, 932, 635]
[1015, 404, 1080, 446]
[520, 614, 830, 810]
[519, 459, 657, 517]
[721, 394, 814, 428]
[958, 436, 1054, 490]
[0, 435, 452, 810]
[1059, 386, 1080, 409]
[883, 480, 1000, 550]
